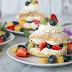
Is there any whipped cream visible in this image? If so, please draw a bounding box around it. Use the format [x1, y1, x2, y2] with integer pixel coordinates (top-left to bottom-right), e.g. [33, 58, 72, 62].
[23, 22, 38, 29]
[30, 46, 67, 55]
[38, 22, 62, 33]
[23, 4, 40, 12]
[24, 16, 41, 21]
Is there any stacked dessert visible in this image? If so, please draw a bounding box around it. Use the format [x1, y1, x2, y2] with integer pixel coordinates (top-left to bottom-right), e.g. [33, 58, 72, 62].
[28, 14, 69, 58]
[17, 0, 44, 30]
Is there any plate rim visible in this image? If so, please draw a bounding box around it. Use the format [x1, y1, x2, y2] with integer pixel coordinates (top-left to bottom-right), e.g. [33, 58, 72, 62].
[0, 33, 15, 45]
[7, 42, 72, 67]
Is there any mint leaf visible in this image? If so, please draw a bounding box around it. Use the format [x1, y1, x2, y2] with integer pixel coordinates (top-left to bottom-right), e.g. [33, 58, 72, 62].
[24, 30, 31, 37]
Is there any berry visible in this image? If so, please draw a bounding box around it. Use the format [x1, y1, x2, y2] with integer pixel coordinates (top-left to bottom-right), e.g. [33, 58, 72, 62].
[48, 55, 57, 63]
[39, 42, 47, 51]
[67, 50, 72, 60]
[12, 21, 19, 25]
[24, 42, 29, 49]
[3, 29, 10, 37]
[34, 20, 40, 25]
[18, 45, 25, 48]
[0, 38, 4, 43]
[20, 28, 24, 32]
[27, 21, 33, 23]
[35, 27, 38, 30]
[63, 54, 70, 62]
[49, 19, 57, 26]
[36, 1, 38, 3]
[67, 42, 72, 51]
[7, 25, 14, 30]
[59, 43, 64, 47]
[25, 1, 30, 6]
[52, 45, 62, 50]
[51, 14, 58, 22]
[16, 48, 28, 57]
[1, 35, 7, 41]
[47, 44, 52, 49]
[67, 50, 72, 55]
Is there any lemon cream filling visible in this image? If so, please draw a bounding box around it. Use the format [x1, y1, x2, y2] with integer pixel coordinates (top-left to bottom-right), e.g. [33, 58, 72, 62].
[30, 46, 67, 55]
[23, 22, 38, 29]
[38, 22, 62, 33]
[23, 4, 40, 12]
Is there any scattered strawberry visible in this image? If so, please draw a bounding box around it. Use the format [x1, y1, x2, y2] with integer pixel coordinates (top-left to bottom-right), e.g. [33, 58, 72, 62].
[39, 42, 47, 51]
[34, 20, 40, 25]
[0, 38, 4, 43]
[52, 45, 62, 50]
[36, 1, 38, 4]
[7, 25, 14, 30]
[51, 14, 58, 22]
[67, 42, 72, 51]
[16, 48, 28, 57]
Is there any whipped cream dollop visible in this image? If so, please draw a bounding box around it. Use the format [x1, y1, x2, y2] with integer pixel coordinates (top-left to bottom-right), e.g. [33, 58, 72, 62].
[30, 46, 67, 55]
[23, 4, 40, 12]
[23, 22, 38, 29]
[38, 22, 63, 33]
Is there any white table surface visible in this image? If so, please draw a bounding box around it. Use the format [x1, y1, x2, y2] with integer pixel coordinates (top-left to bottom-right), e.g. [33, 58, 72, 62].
[0, 16, 72, 72]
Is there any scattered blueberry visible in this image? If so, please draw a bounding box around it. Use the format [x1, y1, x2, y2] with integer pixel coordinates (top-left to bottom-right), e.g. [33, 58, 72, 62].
[48, 55, 57, 63]
[49, 19, 57, 26]
[36, 27, 38, 30]
[59, 43, 63, 47]
[25, 1, 31, 6]
[12, 21, 19, 25]
[18, 45, 25, 48]
[24, 42, 29, 49]
[47, 44, 52, 49]
[63, 54, 70, 62]
[20, 28, 24, 32]
[27, 21, 33, 23]
[67, 50, 72, 55]
[1, 35, 7, 41]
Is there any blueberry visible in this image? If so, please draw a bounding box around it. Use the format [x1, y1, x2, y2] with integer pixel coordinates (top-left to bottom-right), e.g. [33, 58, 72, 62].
[63, 54, 70, 62]
[24, 42, 29, 49]
[67, 50, 72, 55]
[59, 43, 63, 47]
[47, 44, 52, 49]
[20, 28, 24, 32]
[12, 21, 19, 25]
[1, 35, 7, 41]
[18, 45, 25, 48]
[27, 21, 33, 23]
[25, 1, 31, 6]
[3, 29, 10, 37]
[36, 27, 38, 30]
[49, 19, 57, 26]
[48, 55, 57, 63]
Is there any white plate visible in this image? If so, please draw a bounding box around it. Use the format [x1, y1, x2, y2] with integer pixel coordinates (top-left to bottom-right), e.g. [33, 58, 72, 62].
[7, 29, 34, 35]
[0, 33, 15, 45]
[7, 42, 72, 67]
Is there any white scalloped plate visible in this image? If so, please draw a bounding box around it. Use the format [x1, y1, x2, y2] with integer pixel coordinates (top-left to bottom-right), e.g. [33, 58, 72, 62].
[0, 33, 15, 45]
[7, 29, 34, 35]
[7, 42, 72, 67]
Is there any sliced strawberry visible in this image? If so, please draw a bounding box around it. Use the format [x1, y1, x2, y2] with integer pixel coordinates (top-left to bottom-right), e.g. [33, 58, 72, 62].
[39, 42, 47, 51]
[51, 14, 58, 22]
[52, 45, 62, 50]
[67, 42, 72, 51]
[36, 1, 38, 4]
[34, 20, 40, 25]
[16, 48, 28, 57]
[7, 25, 14, 30]
[67, 42, 72, 46]
[0, 38, 4, 43]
